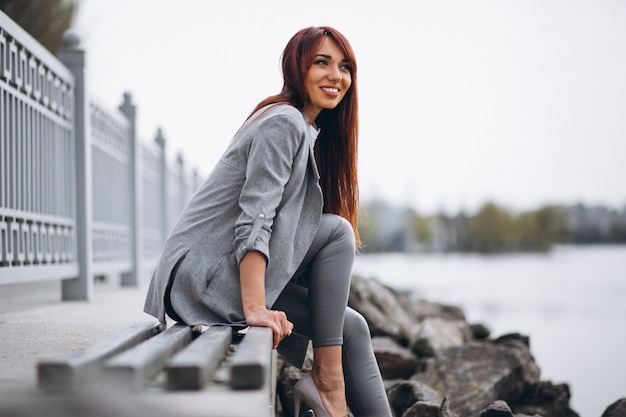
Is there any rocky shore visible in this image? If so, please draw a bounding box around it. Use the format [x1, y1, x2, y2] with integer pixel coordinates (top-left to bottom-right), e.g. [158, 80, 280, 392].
[276, 274, 626, 417]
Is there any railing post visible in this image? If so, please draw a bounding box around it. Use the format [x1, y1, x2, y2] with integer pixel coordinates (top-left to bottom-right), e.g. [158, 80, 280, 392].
[177, 153, 185, 213]
[119, 93, 141, 286]
[192, 169, 200, 192]
[154, 128, 168, 244]
[57, 30, 92, 301]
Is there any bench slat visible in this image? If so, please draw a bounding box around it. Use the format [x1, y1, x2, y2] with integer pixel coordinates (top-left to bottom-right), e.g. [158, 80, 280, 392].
[230, 326, 273, 390]
[166, 326, 232, 390]
[37, 320, 163, 391]
[103, 323, 197, 390]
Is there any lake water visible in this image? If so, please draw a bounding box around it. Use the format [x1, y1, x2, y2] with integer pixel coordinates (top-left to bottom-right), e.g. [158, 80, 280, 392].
[352, 245, 626, 417]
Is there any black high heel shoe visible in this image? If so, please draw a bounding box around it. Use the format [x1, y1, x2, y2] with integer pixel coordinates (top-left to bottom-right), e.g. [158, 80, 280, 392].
[293, 373, 331, 417]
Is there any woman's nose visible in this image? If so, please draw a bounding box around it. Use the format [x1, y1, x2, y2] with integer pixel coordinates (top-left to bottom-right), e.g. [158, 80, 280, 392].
[327, 66, 342, 81]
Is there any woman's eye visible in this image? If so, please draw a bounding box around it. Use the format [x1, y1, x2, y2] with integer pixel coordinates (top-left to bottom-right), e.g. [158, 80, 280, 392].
[314, 59, 328, 66]
[341, 64, 352, 72]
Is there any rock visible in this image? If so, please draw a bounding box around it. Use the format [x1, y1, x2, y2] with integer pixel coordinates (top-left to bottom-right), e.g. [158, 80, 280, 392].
[494, 332, 531, 348]
[602, 398, 626, 417]
[512, 380, 580, 417]
[385, 379, 441, 417]
[275, 272, 602, 417]
[480, 400, 514, 417]
[398, 293, 466, 322]
[410, 316, 472, 357]
[401, 401, 441, 417]
[372, 336, 419, 379]
[401, 397, 459, 417]
[439, 397, 456, 417]
[470, 323, 491, 340]
[412, 339, 540, 416]
[492, 333, 543, 392]
[349, 274, 415, 345]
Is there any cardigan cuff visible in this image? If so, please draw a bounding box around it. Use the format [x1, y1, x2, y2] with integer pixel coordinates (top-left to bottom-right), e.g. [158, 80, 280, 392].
[235, 213, 270, 265]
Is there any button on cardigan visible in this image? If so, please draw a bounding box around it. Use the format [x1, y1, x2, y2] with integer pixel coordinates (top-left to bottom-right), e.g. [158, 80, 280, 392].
[143, 104, 323, 328]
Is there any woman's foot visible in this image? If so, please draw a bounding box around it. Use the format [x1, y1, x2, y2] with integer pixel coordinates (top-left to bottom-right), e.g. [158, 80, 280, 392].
[310, 369, 347, 417]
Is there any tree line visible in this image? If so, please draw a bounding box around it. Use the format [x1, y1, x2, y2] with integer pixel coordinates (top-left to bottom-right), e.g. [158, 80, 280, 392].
[358, 200, 626, 254]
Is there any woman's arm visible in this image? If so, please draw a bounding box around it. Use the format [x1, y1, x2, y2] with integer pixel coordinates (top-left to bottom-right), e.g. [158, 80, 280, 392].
[235, 109, 303, 346]
[233, 111, 305, 265]
[239, 250, 293, 348]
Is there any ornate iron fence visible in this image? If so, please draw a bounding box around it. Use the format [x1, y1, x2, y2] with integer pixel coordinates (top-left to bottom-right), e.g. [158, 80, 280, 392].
[0, 11, 200, 300]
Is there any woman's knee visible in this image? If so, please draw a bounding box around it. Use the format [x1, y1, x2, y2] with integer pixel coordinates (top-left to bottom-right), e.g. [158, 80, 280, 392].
[343, 308, 371, 343]
[323, 214, 355, 252]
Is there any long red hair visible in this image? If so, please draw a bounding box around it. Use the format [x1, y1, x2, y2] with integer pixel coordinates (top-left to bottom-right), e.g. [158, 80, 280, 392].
[249, 26, 361, 246]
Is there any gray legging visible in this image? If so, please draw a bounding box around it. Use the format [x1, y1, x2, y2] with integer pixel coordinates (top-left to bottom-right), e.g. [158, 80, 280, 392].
[272, 214, 392, 417]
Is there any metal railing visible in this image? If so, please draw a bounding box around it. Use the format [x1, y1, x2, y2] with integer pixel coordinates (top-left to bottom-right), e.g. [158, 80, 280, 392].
[0, 11, 200, 300]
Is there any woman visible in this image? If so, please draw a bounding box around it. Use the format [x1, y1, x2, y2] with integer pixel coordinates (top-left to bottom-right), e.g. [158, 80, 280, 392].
[144, 26, 392, 417]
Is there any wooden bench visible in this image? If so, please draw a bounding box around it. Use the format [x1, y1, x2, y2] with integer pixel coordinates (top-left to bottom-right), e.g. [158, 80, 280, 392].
[37, 321, 277, 417]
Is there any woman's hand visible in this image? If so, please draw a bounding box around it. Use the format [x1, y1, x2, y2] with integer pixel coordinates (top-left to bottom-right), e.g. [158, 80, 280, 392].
[239, 250, 293, 348]
[244, 305, 294, 348]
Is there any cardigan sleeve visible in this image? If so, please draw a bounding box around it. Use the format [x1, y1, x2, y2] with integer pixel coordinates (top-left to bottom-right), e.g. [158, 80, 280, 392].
[233, 112, 307, 265]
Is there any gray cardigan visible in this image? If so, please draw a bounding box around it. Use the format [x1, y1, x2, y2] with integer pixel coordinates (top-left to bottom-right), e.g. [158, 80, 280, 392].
[143, 104, 323, 329]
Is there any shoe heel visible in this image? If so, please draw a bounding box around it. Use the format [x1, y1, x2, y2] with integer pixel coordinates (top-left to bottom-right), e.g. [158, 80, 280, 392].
[293, 373, 330, 417]
[294, 387, 312, 417]
[294, 394, 302, 417]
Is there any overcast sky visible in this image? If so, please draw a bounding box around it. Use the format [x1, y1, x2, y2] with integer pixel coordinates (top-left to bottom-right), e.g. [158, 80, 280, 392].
[74, 0, 626, 214]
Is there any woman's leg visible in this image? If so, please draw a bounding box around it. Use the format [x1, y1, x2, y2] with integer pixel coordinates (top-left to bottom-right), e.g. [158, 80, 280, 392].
[290, 214, 354, 416]
[275, 214, 354, 343]
[304, 214, 354, 346]
[342, 308, 392, 417]
[275, 294, 392, 416]
[273, 214, 391, 416]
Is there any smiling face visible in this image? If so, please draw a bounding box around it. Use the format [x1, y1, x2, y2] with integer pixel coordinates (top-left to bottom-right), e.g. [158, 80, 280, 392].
[303, 36, 353, 124]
